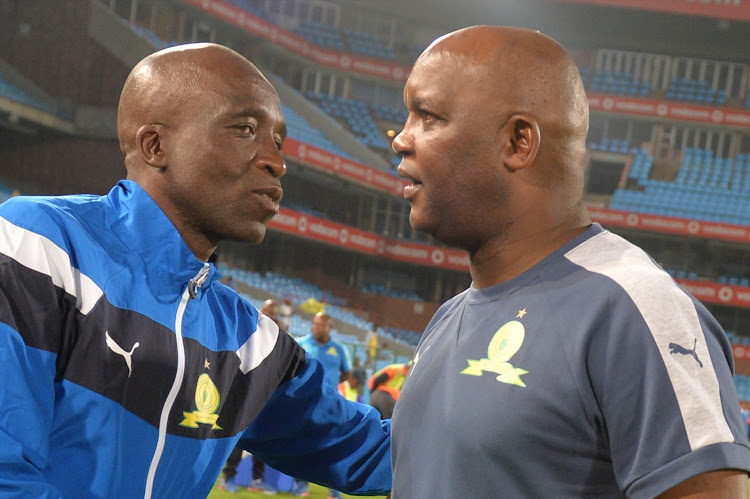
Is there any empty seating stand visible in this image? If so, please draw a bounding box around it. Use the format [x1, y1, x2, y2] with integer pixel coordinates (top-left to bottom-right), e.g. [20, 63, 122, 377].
[586, 69, 650, 97]
[292, 22, 396, 61]
[362, 282, 422, 302]
[342, 29, 396, 61]
[609, 148, 750, 225]
[587, 138, 637, 154]
[294, 21, 346, 51]
[223, 0, 274, 22]
[307, 94, 391, 151]
[0, 73, 59, 116]
[666, 78, 727, 105]
[281, 103, 356, 160]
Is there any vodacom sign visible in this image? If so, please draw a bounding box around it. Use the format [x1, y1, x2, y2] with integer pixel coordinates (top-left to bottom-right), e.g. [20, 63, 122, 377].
[268, 207, 470, 271]
[551, 0, 750, 22]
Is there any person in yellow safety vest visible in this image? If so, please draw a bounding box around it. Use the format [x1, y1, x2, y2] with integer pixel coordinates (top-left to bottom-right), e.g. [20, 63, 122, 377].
[368, 362, 411, 419]
[368, 362, 410, 393]
[338, 368, 366, 403]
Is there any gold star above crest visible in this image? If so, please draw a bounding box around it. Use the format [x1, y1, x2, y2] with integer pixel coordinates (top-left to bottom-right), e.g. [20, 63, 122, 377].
[204, 358, 211, 369]
[516, 308, 527, 319]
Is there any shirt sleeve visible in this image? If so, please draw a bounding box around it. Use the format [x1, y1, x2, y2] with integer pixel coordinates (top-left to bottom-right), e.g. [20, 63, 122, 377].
[0, 208, 70, 498]
[238, 352, 391, 495]
[587, 281, 750, 498]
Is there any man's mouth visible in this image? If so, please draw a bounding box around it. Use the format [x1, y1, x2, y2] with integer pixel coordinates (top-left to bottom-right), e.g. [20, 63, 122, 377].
[255, 187, 282, 212]
[403, 181, 422, 200]
[398, 168, 422, 200]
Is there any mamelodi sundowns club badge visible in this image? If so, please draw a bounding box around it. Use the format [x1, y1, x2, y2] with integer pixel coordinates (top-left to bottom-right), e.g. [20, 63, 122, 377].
[180, 373, 222, 430]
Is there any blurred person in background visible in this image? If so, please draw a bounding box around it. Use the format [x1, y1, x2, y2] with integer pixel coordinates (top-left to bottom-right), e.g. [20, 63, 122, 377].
[297, 312, 352, 388]
[294, 312, 352, 499]
[367, 363, 410, 419]
[0, 43, 390, 498]
[279, 297, 294, 330]
[364, 325, 379, 371]
[339, 367, 367, 403]
[390, 25, 750, 498]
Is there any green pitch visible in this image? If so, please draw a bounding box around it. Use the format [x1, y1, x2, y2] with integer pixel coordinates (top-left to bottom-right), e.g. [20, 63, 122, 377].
[207, 479, 387, 499]
[207, 475, 750, 497]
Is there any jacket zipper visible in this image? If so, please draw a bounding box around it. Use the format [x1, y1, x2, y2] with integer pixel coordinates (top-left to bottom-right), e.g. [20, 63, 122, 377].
[144, 263, 211, 498]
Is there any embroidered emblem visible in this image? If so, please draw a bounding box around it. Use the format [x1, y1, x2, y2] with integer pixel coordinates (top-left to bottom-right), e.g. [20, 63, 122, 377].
[326, 346, 339, 357]
[180, 373, 223, 429]
[460, 320, 529, 387]
[105, 331, 139, 377]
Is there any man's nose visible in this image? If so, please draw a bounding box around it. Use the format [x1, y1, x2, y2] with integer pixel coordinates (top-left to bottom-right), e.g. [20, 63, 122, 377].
[258, 142, 287, 177]
[392, 127, 410, 155]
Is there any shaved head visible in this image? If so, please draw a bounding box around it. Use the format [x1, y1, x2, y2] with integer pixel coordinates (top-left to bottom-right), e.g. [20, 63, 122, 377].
[260, 298, 278, 323]
[312, 311, 332, 344]
[423, 26, 589, 191]
[118, 43, 271, 168]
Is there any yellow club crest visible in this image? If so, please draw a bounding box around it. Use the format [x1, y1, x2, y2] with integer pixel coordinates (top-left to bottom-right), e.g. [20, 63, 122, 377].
[460, 320, 529, 387]
[180, 373, 223, 429]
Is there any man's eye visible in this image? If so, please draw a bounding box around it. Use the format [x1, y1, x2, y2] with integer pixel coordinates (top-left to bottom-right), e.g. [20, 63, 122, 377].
[236, 124, 255, 135]
[421, 111, 436, 123]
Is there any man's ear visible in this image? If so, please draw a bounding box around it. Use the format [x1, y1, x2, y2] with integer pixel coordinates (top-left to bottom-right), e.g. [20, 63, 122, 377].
[135, 124, 168, 169]
[501, 114, 540, 171]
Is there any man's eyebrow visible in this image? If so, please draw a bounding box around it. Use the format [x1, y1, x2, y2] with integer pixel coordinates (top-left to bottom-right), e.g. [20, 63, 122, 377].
[409, 95, 433, 111]
[229, 106, 266, 119]
[229, 107, 287, 138]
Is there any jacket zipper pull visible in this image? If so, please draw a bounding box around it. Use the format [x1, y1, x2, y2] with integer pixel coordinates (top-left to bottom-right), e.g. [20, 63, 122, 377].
[187, 263, 210, 299]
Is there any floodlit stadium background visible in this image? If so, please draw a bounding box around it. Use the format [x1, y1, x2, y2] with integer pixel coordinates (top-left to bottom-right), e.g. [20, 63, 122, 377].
[3, 0, 750, 426]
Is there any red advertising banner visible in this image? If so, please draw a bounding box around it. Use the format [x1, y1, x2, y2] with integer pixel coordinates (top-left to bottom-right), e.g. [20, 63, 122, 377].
[181, 0, 410, 82]
[588, 94, 750, 128]
[552, 0, 750, 22]
[733, 343, 750, 360]
[731, 345, 750, 377]
[676, 279, 750, 309]
[268, 207, 470, 271]
[282, 137, 407, 195]
[587, 206, 750, 243]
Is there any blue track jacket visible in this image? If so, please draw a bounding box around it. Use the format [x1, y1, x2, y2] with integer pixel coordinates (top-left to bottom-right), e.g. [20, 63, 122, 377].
[0, 180, 391, 498]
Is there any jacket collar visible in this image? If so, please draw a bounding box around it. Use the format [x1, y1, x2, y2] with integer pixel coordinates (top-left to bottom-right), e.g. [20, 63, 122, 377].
[106, 180, 221, 296]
